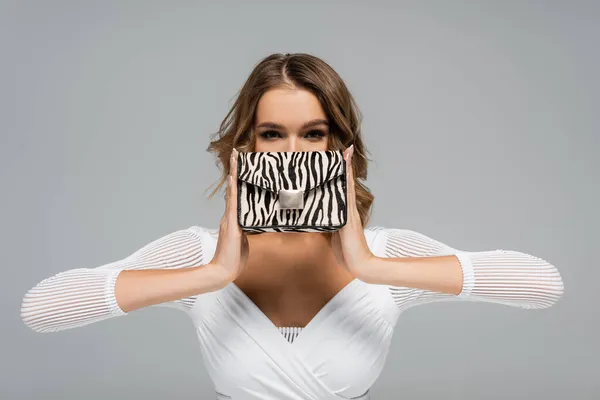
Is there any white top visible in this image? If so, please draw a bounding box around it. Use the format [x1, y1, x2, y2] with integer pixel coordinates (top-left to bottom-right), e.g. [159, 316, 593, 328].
[20, 226, 564, 399]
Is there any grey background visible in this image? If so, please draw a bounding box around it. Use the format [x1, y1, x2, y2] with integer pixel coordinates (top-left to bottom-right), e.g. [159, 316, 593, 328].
[1, 1, 597, 399]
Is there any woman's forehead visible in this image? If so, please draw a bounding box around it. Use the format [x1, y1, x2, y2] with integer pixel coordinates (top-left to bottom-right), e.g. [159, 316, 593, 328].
[255, 88, 327, 128]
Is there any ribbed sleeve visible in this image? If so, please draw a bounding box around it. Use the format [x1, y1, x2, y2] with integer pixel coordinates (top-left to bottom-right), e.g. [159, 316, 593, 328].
[21, 226, 206, 333]
[377, 228, 564, 310]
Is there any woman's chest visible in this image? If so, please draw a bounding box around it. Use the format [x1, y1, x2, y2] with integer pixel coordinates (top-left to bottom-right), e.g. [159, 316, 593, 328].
[232, 274, 356, 328]
[188, 281, 396, 399]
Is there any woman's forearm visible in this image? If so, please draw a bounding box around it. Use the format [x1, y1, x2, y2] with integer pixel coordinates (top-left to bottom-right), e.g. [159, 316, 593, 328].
[115, 264, 231, 313]
[365, 255, 464, 296]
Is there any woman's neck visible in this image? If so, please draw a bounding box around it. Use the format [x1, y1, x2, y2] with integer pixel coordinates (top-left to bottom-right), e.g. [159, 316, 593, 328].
[248, 232, 332, 260]
[244, 232, 340, 279]
[235, 232, 355, 303]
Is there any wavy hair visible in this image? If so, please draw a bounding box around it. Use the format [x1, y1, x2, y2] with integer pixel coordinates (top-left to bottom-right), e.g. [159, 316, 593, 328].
[206, 53, 374, 227]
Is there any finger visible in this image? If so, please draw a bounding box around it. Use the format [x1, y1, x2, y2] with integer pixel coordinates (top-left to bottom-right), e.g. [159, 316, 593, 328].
[345, 145, 354, 179]
[225, 174, 232, 217]
[345, 145, 356, 212]
[224, 150, 235, 215]
[228, 175, 239, 225]
[225, 149, 237, 210]
[228, 149, 239, 226]
[229, 148, 237, 177]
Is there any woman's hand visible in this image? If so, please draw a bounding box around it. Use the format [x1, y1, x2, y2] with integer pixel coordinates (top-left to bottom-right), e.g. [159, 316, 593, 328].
[209, 148, 249, 282]
[331, 145, 378, 282]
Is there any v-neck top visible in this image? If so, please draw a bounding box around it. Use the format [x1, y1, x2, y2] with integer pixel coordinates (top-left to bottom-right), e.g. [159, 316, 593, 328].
[21, 225, 564, 399]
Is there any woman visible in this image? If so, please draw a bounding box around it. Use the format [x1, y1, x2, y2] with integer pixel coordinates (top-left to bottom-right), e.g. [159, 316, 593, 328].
[20, 53, 564, 400]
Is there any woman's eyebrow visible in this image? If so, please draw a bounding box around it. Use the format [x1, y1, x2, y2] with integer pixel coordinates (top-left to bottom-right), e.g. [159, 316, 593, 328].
[255, 119, 329, 130]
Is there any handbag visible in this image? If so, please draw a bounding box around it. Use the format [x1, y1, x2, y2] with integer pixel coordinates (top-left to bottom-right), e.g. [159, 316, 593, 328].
[236, 150, 347, 233]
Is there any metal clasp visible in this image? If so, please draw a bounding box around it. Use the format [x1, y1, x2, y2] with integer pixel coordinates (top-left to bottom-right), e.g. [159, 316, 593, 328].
[278, 189, 304, 209]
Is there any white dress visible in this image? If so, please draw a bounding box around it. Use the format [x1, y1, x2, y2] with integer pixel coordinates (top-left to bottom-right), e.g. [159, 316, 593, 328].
[20, 226, 564, 399]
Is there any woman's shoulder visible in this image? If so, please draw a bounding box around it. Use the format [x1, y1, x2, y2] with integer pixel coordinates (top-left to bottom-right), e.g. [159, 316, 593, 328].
[185, 225, 219, 260]
[363, 225, 412, 243]
[187, 225, 219, 238]
[364, 225, 423, 235]
[364, 225, 439, 243]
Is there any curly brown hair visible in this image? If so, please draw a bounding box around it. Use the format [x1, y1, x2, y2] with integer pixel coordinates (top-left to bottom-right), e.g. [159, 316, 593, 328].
[206, 53, 374, 227]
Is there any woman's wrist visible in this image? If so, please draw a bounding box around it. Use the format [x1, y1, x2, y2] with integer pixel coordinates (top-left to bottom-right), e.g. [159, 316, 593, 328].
[193, 263, 235, 292]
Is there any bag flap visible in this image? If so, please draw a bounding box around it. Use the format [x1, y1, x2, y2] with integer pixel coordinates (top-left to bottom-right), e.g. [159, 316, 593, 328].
[237, 150, 345, 193]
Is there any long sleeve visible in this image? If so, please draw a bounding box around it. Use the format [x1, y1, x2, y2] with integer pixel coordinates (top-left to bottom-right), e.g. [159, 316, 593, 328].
[374, 227, 564, 311]
[20, 226, 207, 333]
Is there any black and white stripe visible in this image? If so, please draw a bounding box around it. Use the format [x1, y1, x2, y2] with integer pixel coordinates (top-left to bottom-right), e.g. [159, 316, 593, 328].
[237, 151, 347, 233]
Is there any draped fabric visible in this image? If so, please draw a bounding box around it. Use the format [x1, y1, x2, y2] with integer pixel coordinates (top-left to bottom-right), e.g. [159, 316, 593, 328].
[191, 228, 394, 399]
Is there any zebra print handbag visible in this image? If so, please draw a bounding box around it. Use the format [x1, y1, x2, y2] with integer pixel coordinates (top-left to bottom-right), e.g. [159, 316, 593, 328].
[236, 150, 347, 233]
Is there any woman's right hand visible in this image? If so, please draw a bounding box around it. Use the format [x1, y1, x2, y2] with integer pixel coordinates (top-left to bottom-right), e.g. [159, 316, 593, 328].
[209, 148, 249, 282]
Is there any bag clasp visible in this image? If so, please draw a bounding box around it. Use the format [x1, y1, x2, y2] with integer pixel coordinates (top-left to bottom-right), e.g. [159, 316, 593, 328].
[278, 189, 304, 209]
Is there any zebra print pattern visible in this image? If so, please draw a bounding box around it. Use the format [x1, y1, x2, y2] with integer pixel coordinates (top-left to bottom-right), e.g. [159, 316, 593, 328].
[237, 150, 347, 233]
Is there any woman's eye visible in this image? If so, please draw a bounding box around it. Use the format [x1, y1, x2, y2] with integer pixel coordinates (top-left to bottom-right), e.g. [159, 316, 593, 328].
[305, 130, 326, 139]
[259, 130, 281, 139]
[258, 130, 326, 140]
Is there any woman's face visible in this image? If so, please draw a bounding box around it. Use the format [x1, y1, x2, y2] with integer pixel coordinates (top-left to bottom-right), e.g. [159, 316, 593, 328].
[253, 87, 330, 152]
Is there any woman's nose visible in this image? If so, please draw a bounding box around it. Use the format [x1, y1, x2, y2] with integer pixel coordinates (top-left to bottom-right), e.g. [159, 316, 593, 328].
[284, 138, 299, 152]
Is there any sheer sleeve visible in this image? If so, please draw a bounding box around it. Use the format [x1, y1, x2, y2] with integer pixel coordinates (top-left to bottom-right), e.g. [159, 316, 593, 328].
[374, 227, 564, 311]
[20, 226, 207, 333]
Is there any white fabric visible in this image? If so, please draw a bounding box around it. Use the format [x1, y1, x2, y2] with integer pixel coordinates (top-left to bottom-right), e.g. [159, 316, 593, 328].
[21, 225, 564, 399]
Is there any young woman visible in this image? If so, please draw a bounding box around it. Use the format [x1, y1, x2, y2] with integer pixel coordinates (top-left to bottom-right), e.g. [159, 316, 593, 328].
[20, 53, 564, 400]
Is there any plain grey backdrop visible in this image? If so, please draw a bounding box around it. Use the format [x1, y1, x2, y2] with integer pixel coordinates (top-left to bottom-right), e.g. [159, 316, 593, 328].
[1, 1, 597, 399]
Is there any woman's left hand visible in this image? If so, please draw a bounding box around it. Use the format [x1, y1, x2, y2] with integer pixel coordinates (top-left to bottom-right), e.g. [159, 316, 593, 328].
[331, 145, 378, 282]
